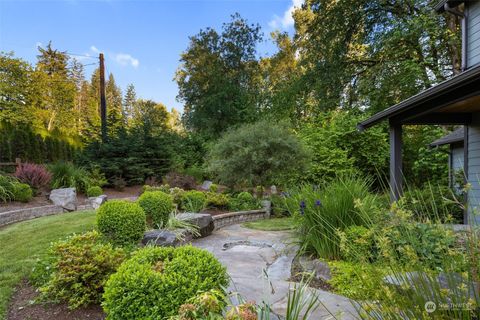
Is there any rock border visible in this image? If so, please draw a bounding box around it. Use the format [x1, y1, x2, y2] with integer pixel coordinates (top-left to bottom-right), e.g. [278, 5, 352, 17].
[0, 203, 96, 227]
[212, 209, 267, 229]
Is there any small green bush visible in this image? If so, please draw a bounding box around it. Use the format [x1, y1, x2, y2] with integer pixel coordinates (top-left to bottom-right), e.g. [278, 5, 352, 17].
[12, 182, 33, 202]
[102, 246, 229, 320]
[170, 187, 185, 204]
[328, 261, 387, 300]
[0, 175, 15, 202]
[174, 289, 225, 320]
[142, 184, 170, 194]
[228, 192, 261, 211]
[180, 190, 207, 212]
[86, 186, 103, 197]
[137, 191, 174, 228]
[96, 200, 146, 246]
[337, 225, 375, 263]
[206, 192, 230, 209]
[209, 183, 218, 193]
[35, 231, 126, 309]
[399, 184, 463, 223]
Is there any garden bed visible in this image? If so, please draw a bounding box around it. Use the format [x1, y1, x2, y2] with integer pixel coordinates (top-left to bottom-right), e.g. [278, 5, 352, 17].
[7, 280, 105, 320]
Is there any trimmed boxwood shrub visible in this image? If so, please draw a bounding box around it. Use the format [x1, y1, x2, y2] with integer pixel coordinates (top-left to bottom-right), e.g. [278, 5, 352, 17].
[102, 246, 229, 320]
[34, 231, 126, 309]
[13, 182, 33, 202]
[96, 200, 146, 246]
[137, 191, 174, 228]
[206, 192, 230, 209]
[180, 190, 207, 212]
[87, 185, 103, 197]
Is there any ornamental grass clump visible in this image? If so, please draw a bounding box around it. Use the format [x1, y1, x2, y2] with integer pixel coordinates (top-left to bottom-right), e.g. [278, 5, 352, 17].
[137, 191, 174, 228]
[287, 175, 380, 260]
[96, 200, 146, 246]
[102, 246, 228, 320]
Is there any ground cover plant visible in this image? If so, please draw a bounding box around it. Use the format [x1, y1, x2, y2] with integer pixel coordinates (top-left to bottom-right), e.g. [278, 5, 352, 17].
[0, 210, 96, 318]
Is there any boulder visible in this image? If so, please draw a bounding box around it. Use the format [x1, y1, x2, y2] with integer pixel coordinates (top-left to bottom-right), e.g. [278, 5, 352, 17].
[176, 213, 214, 237]
[299, 256, 332, 281]
[88, 195, 107, 210]
[142, 229, 193, 247]
[49, 188, 77, 211]
[200, 180, 213, 191]
[270, 185, 277, 194]
[261, 200, 272, 218]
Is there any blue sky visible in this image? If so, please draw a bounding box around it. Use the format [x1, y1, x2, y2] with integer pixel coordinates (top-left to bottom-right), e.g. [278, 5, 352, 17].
[0, 0, 300, 112]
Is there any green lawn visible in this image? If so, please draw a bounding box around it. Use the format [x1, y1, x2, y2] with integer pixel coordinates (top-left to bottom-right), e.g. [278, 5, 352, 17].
[242, 217, 295, 231]
[0, 210, 96, 319]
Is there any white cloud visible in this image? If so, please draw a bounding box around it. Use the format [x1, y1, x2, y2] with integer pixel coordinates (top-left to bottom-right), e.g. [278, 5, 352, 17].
[115, 53, 139, 68]
[269, 0, 304, 30]
[89, 45, 139, 68]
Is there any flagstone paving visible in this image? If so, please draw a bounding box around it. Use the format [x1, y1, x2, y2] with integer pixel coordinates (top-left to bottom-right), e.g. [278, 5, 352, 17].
[193, 224, 359, 319]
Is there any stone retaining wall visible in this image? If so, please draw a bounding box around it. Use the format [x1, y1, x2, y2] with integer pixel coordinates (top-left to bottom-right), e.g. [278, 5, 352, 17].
[0, 203, 96, 227]
[212, 209, 267, 229]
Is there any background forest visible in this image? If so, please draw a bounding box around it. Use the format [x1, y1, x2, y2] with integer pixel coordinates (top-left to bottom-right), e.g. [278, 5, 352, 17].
[0, 0, 461, 189]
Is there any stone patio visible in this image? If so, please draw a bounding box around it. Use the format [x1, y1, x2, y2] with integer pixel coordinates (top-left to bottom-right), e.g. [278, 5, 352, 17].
[193, 224, 359, 319]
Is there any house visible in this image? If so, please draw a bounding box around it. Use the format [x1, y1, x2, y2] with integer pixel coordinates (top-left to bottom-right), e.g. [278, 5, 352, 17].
[430, 127, 465, 189]
[357, 0, 480, 224]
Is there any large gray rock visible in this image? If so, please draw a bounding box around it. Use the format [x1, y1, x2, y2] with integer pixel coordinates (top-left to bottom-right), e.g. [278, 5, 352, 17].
[88, 195, 107, 210]
[49, 188, 77, 211]
[142, 229, 193, 247]
[200, 180, 213, 190]
[177, 213, 214, 237]
[299, 256, 332, 281]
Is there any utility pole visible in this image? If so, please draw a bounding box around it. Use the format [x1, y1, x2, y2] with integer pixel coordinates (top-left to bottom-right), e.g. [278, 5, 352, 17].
[99, 53, 107, 142]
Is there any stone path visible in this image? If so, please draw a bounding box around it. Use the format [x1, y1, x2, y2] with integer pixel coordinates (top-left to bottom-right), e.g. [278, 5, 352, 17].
[193, 224, 359, 319]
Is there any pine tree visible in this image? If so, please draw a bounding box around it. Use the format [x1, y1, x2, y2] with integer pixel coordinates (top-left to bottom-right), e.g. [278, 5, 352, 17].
[123, 84, 137, 125]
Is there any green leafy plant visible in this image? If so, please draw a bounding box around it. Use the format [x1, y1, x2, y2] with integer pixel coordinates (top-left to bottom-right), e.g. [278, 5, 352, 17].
[170, 187, 186, 205]
[173, 289, 225, 320]
[35, 231, 126, 309]
[180, 190, 207, 212]
[142, 184, 170, 194]
[337, 225, 375, 263]
[48, 161, 91, 194]
[102, 246, 229, 319]
[399, 183, 464, 223]
[207, 120, 310, 187]
[86, 185, 103, 197]
[287, 175, 381, 260]
[162, 212, 200, 239]
[209, 183, 218, 193]
[206, 192, 230, 209]
[0, 175, 15, 202]
[137, 191, 174, 228]
[96, 200, 146, 246]
[12, 182, 33, 202]
[229, 192, 262, 211]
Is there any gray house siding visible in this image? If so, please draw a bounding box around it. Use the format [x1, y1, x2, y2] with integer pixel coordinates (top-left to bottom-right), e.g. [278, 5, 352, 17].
[467, 115, 480, 224]
[451, 146, 464, 173]
[467, 1, 480, 68]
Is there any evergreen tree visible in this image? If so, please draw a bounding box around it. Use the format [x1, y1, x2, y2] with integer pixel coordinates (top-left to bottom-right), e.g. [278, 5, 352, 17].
[123, 84, 137, 124]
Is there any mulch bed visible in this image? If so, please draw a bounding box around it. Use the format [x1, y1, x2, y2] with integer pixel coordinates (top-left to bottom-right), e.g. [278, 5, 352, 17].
[7, 280, 105, 320]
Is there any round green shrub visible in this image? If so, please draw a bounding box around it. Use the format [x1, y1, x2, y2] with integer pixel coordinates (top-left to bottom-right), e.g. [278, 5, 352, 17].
[137, 191, 174, 228]
[87, 185, 103, 197]
[13, 182, 33, 203]
[228, 192, 260, 211]
[35, 231, 126, 309]
[180, 190, 207, 212]
[103, 246, 229, 320]
[96, 200, 146, 246]
[206, 192, 230, 209]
